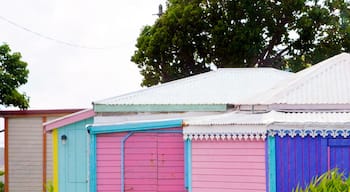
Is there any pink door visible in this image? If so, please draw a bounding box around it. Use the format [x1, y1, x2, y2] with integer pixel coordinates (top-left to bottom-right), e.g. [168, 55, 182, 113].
[124, 132, 185, 192]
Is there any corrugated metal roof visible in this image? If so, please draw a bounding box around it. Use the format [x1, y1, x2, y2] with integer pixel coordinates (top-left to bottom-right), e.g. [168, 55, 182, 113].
[184, 111, 272, 125]
[94, 68, 292, 106]
[246, 53, 350, 105]
[185, 110, 350, 125]
[184, 111, 350, 140]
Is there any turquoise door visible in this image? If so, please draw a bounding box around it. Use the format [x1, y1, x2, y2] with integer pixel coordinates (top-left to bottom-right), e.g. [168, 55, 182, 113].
[59, 119, 92, 192]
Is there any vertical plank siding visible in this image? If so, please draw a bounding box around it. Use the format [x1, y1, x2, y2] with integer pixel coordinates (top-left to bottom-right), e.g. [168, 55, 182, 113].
[191, 140, 266, 192]
[328, 139, 350, 177]
[275, 136, 328, 192]
[59, 119, 91, 192]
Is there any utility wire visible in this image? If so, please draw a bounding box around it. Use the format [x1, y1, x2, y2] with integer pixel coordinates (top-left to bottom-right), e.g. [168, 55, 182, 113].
[0, 15, 120, 50]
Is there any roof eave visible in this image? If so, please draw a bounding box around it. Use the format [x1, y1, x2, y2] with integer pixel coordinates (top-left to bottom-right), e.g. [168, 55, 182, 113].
[44, 109, 95, 131]
[93, 104, 228, 113]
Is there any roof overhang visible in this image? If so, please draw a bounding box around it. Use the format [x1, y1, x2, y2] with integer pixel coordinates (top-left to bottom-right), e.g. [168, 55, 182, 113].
[0, 109, 83, 118]
[44, 109, 95, 132]
[87, 119, 183, 135]
[93, 104, 228, 113]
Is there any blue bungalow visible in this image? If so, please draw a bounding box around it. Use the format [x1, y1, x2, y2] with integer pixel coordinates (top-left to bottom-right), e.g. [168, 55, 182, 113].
[44, 109, 95, 192]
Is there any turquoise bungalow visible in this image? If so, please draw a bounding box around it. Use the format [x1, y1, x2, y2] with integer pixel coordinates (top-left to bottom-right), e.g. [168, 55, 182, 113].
[43, 109, 95, 192]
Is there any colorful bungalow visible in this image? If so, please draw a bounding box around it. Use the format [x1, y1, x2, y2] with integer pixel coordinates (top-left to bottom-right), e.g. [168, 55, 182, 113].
[253, 53, 350, 192]
[183, 111, 271, 192]
[0, 109, 81, 192]
[43, 109, 95, 192]
[89, 68, 292, 192]
[183, 110, 350, 192]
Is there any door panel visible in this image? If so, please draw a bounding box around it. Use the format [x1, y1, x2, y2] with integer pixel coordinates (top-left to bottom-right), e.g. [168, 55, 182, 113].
[124, 133, 157, 192]
[275, 136, 328, 192]
[67, 128, 87, 183]
[59, 119, 90, 192]
[329, 139, 350, 177]
[124, 132, 185, 192]
[157, 133, 185, 192]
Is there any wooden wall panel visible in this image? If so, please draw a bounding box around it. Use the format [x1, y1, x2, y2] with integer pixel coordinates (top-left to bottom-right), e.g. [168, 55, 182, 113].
[191, 140, 266, 192]
[275, 136, 328, 192]
[96, 130, 185, 192]
[8, 117, 43, 192]
[96, 133, 125, 192]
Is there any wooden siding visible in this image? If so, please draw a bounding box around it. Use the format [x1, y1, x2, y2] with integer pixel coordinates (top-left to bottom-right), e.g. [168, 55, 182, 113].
[8, 117, 44, 192]
[96, 132, 125, 192]
[96, 130, 185, 192]
[328, 139, 350, 177]
[191, 140, 266, 192]
[275, 136, 328, 192]
[58, 118, 92, 192]
[7, 116, 62, 192]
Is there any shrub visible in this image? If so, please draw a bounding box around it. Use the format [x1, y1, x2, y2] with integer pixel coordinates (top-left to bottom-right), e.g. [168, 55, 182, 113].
[0, 171, 4, 192]
[293, 169, 350, 192]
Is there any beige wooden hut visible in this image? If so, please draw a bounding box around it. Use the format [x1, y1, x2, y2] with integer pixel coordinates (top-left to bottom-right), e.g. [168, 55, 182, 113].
[0, 109, 81, 192]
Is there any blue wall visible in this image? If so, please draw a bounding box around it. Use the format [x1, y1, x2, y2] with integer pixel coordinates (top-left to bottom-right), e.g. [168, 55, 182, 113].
[58, 118, 93, 192]
[275, 136, 328, 191]
[274, 136, 350, 191]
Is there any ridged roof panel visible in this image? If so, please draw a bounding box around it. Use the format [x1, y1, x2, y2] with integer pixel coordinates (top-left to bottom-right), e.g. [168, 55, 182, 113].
[185, 111, 350, 126]
[95, 68, 292, 105]
[246, 53, 350, 105]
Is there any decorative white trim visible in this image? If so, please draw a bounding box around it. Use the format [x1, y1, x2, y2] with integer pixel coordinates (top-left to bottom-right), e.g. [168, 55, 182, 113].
[183, 125, 266, 141]
[183, 133, 266, 141]
[268, 128, 350, 138]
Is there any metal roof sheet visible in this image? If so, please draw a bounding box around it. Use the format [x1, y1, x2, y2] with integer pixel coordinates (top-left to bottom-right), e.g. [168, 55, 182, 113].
[183, 111, 350, 140]
[184, 110, 350, 126]
[184, 111, 273, 125]
[246, 53, 350, 105]
[94, 68, 292, 106]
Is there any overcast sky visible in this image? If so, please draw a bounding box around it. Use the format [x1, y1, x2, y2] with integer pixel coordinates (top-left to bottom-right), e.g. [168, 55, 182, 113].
[0, 0, 167, 147]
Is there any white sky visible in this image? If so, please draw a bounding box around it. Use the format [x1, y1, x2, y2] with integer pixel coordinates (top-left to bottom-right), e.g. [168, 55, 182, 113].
[0, 0, 167, 147]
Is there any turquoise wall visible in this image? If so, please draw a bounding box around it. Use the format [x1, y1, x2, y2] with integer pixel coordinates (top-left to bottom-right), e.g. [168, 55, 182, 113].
[58, 118, 93, 192]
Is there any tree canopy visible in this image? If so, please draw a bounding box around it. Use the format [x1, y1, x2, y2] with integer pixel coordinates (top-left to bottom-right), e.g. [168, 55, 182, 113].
[0, 43, 29, 109]
[131, 0, 350, 87]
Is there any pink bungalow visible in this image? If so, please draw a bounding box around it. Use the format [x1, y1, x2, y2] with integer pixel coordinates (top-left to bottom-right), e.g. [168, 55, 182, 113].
[183, 112, 270, 192]
[87, 119, 185, 192]
[89, 68, 292, 192]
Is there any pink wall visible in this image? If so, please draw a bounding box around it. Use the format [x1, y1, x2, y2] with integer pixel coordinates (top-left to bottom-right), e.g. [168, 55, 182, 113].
[191, 140, 266, 192]
[96, 129, 185, 192]
[96, 132, 125, 191]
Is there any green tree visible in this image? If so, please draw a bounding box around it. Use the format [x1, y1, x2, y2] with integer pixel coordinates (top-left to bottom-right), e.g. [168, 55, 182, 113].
[132, 0, 350, 87]
[0, 43, 29, 109]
